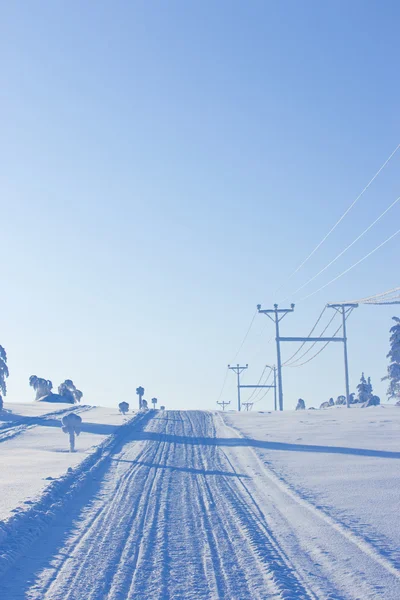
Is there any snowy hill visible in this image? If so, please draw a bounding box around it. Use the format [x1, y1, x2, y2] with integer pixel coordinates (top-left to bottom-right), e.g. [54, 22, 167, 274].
[0, 403, 399, 599]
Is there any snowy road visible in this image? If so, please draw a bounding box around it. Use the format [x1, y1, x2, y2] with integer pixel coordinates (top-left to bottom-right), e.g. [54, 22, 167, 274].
[1, 410, 399, 599]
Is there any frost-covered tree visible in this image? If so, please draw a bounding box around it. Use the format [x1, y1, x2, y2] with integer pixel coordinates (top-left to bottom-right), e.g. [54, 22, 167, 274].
[151, 397, 158, 409]
[61, 413, 82, 452]
[384, 316, 400, 401]
[58, 380, 83, 404]
[29, 376, 53, 401]
[136, 386, 144, 409]
[160, 405, 165, 411]
[357, 373, 380, 406]
[119, 401, 129, 415]
[357, 373, 370, 404]
[295, 398, 306, 410]
[141, 399, 148, 410]
[0, 346, 9, 410]
[320, 397, 335, 409]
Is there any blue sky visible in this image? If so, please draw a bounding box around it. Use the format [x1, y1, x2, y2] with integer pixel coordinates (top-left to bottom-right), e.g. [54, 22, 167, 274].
[1, 1, 399, 410]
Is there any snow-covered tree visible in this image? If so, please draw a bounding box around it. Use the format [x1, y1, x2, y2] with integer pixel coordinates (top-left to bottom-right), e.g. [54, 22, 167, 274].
[0, 345, 9, 409]
[160, 405, 165, 411]
[357, 373, 370, 404]
[357, 373, 380, 406]
[58, 380, 83, 404]
[119, 401, 129, 415]
[151, 397, 158, 409]
[295, 398, 306, 410]
[320, 397, 335, 409]
[141, 399, 148, 409]
[29, 375, 53, 401]
[136, 386, 144, 409]
[61, 413, 82, 452]
[384, 316, 400, 401]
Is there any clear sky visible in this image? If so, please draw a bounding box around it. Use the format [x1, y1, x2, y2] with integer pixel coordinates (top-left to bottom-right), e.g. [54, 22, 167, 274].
[1, 1, 399, 410]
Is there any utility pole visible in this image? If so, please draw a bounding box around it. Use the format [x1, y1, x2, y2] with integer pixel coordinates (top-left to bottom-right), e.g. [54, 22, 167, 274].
[242, 402, 254, 411]
[257, 304, 295, 411]
[239, 364, 277, 410]
[327, 303, 358, 408]
[217, 400, 231, 411]
[228, 364, 248, 411]
[272, 366, 277, 411]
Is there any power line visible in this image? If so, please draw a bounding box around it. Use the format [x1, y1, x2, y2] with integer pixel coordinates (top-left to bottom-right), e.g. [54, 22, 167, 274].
[253, 385, 273, 405]
[216, 369, 230, 403]
[284, 195, 400, 300]
[285, 322, 342, 368]
[286, 302, 352, 367]
[246, 365, 268, 401]
[338, 286, 400, 305]
[231, 310, 257, 362]
[273, 142, 400, 297]
[284, 311, 338, 366]
[216, 309, 257, 403]
[282, 306, 327, 365]
[247, 367, 272, 402]
[298, 227, 400, 302]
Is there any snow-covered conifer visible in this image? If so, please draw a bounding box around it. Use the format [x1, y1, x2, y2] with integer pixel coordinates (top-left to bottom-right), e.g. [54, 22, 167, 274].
[384, 316, 400, 400]
[0, 345, 8, 409]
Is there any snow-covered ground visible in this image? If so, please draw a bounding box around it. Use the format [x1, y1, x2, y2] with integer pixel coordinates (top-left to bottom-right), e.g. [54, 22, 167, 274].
[0, 405, 399, 599]
[225, 404, 400, 569]
[0, 402, 132, 520]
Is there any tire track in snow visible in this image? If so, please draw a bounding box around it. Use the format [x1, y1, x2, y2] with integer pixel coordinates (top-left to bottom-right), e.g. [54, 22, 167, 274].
[188, 411, 314, 600]
[164, 411, 210, 600]
[50, 414, 171, 600]
[0, 405, 93, 443]
[219, 413, 400, 599]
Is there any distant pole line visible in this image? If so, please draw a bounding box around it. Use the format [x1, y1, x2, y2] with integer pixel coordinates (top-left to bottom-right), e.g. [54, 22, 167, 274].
[216, 400, 231, 411]
[257, 304, 295, 411]
[227, 364, 248, 411]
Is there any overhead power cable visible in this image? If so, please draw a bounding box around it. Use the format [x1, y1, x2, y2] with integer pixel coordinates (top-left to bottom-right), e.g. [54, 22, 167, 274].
[216, 309, 257, 403]
[285, 322, 343, 368]
[247, 368, 273, 403]
[231, 310, 258, 362]
[253, 385, 272, 405]
[298, 227, 400, 302]
[273, 142, 400, 298]
[284, 195, 400, 300]
[216, 369, 230, 403]
[284, 311, 338, 367]
[337, 286, 400, 306]
[282, 306, 327, 365]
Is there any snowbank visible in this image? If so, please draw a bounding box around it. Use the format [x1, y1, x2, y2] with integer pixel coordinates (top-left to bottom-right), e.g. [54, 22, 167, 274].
[0, 410, 152, 578]
[223, 405, 400, 569]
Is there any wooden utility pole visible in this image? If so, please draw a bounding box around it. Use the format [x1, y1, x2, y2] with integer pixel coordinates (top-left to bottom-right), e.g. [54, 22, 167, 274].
[327, 303, 358, 408]
[217, 400, 231, 411]
[227, 364, 248, 411]
[257, 304, 295, 411]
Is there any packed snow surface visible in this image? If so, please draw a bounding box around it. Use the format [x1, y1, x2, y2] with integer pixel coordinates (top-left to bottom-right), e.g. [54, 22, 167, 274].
[0, 402, 132, 520]
[0, 405, 399, 599]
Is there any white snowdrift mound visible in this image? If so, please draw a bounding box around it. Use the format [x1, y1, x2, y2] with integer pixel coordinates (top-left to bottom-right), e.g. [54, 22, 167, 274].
[0, 406, 399, 599]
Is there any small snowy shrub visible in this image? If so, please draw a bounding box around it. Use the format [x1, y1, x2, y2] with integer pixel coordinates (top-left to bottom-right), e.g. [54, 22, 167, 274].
[119, 401, 129, 415]
[61, 413, 82, 452]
